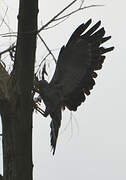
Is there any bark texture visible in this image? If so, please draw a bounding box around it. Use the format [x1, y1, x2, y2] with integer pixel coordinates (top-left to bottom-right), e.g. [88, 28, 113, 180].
[0, 0, 38, 179]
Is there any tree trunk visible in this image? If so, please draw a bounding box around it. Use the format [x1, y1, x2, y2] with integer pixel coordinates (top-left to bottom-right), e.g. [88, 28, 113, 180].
[0, 0, 38, 179]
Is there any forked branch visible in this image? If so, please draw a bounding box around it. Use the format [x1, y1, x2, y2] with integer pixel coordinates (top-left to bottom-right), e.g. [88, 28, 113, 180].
[38, 0, 103, 32]
[38, 0, 77, 33]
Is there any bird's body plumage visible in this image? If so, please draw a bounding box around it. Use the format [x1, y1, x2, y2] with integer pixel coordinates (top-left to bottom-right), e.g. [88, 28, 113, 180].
[38, 19, 114, 154]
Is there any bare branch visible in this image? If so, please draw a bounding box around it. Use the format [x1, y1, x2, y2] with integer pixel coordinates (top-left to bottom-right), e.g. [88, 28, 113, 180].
[1, 34, 17, 38]
[35, 53, 50, 75]
[0, 1, 103, 38]
[38, 33, 57, 63]
[38, 0, 77, 33]
[0, 7, 14, 33]
[44, 16, 69, 30]
[56, 4, 104, 21]
[0, 32, 17, 36]
[0, 44, 16, 56]
[0, 7, 8, 29]
[38, 0, 103, 33]
[80, 0, 84, 8]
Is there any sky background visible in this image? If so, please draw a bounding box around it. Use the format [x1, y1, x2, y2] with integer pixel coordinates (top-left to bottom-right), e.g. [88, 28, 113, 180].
[0, 0, 126, 180]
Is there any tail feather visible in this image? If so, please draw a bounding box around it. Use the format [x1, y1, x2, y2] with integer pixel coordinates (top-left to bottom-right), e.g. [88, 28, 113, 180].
[50, 108, 62, 155]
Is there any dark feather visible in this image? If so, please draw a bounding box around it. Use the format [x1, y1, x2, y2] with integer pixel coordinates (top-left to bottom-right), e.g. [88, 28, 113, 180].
[67, 19, 92, 45]
[84, 21, 101, 37]
[39, 19, 114, 154]
[100, 36, 111, 44]
[50, 108, 61, 155]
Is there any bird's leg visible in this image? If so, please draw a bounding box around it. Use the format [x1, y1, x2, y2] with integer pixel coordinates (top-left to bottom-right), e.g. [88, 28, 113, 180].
[36, 106, 45, 116]
[33, 100, 45, 116]
[42, 108, 49, 117]
[34, 102, 49, 117]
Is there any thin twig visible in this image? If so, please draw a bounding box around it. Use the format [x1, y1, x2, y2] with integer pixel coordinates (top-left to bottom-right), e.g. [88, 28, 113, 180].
[44, 16, 69, 30]
[56, 4, 104, 21]
[38, 1, 103, 33]
[38, 0, 77, 33]
[0, 7, 14, 33]
[0, 32, 17, 36]
[83, 4, 104, 8]
[35, 53, 50, 75]
[2, 35, 17, 38]
[0, 7, 8, 28]
[0, 1, 103, 38]
[80, 0, 85, 8]
[0, 44, 16, 56]
[38, 33, 57, 63]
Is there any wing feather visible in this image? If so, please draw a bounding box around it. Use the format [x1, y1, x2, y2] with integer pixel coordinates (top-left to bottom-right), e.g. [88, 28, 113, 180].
[67, 19, 92, 45]
[50, 20, 114, 111]
[83, 20, 101, 37]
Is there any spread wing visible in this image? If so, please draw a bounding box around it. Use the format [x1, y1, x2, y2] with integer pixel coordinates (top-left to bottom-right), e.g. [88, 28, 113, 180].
[50, 19, 114, 111]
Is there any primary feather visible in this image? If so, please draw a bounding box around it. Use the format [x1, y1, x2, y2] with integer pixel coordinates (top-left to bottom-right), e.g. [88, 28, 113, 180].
[39, 19, 114, 154]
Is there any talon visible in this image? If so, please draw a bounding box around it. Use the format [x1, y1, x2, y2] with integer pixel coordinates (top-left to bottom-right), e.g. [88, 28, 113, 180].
[33, 101, 46, 116]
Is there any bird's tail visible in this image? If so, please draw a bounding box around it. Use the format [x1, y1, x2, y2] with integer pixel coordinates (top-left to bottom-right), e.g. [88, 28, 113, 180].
[50, 108, 62, 155]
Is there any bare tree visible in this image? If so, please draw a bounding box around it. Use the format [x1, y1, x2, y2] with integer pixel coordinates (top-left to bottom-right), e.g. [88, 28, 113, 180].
[0, 0, 112, 179]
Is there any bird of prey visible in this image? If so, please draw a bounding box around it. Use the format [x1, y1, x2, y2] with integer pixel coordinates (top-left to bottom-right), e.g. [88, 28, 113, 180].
[37, 19, 114, 155]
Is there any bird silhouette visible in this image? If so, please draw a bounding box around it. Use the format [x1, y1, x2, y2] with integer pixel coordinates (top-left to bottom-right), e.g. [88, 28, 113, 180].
[38, 19, 114, 154]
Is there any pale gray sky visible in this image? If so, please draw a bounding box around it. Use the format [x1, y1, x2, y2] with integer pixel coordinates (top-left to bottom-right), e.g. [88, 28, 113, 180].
[0, 0, 126, 180]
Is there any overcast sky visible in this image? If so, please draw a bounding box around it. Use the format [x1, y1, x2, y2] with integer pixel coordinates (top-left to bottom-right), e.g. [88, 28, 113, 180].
[0, 0, 126, 180]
